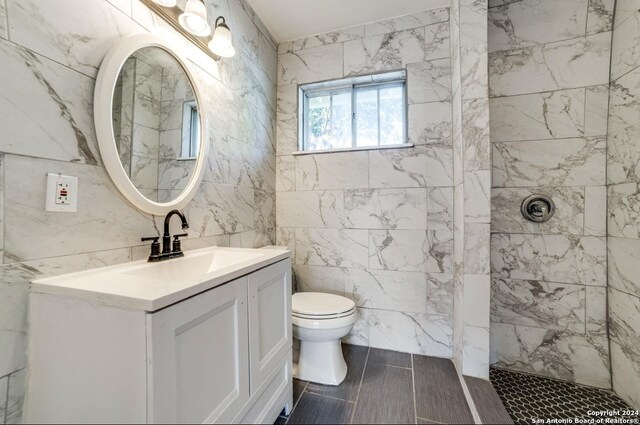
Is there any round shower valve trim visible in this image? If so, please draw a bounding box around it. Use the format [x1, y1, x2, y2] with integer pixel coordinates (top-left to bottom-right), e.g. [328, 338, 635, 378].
[521, 194, 555, 223]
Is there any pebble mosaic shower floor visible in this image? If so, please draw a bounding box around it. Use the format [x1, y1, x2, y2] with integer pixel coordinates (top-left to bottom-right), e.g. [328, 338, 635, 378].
[490, 367, 639, 424]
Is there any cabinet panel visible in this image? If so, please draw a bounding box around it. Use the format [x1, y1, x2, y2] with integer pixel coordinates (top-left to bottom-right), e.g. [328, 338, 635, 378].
[148, 277, 250, 424]
[248, 259, 292, 392]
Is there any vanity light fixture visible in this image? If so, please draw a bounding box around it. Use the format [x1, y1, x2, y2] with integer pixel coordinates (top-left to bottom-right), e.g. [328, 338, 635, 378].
[178, 0, 211, 37]
[151, 0, 177, 7]
[208, 16, 236, 58]
[140, 0, 231, 62]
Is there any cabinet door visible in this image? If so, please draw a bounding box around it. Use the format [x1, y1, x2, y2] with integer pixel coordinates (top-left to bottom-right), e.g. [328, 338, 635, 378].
[148, 277, 250, 424]
[248, 259, 292, 392]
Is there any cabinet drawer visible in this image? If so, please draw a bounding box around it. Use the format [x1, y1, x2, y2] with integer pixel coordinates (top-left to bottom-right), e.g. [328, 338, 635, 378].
[148, 277, 250, 424]
[248, 259, 292, 393]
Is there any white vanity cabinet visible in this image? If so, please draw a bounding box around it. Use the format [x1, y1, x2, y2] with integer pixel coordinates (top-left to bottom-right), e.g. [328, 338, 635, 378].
[25, 253, 292, 424]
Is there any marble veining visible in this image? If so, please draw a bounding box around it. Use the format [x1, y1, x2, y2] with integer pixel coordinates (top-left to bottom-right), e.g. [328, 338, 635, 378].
[491, 277, 586, 332]
[407, 59, 452, 104]
[7, 0, 141, 78]
[609, 289, 640, 363]
[293, 265, 346, 296]
[369, 146, 453, 188]
[295, 228, 368, 268]
[492, 137, 606, 187]
[608, 237, 640, 298]
[408, 101, 453, 145]
[345, 268, 428, 313]
[367, 309, 453, 357]
[608, 182, 640, 238]
[364, 7, 450, 37]
[0, 39, 99, 165]
[491, 234, 606, 286]
[462, 98, 491, 170]
[276, 190, 344, 229]
[295, 151, 369, 190]
[489, 32, 611, 97]
[344, 28, 428, 76]
[344, 188, 427, 230]
[489, 88, 585, 142]
[488, 0, 612, 52]
[608, 66, 640, 137]
[611, 10, 640, 80]
[490, 322, 611, 388]
[291, 26, 364, 51]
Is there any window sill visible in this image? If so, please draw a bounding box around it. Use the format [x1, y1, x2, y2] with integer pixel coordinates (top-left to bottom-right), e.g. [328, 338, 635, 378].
[292, 143, 414, 156]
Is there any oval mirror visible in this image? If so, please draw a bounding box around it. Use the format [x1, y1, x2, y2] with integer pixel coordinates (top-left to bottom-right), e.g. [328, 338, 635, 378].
[95, 34, 208, 215]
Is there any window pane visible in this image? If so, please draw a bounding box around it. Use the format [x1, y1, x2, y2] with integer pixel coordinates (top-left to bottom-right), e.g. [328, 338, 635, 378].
[306, 95, 330, 151]
[330, 91, 352, 149]
[379, 86, 404, 145]
[355, 88, 378, 147]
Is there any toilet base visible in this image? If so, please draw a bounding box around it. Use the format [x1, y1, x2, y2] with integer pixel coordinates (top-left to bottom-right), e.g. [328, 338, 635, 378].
[293, 339, 347, 386]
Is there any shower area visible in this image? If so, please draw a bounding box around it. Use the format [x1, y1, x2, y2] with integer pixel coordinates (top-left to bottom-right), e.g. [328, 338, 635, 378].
[487, 0, 640, 417]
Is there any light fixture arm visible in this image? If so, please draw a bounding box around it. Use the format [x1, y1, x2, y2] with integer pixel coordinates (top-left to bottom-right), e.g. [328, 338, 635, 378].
[215, 16, 227, 28]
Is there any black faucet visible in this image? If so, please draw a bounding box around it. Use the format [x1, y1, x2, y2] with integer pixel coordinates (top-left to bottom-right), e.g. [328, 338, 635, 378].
[141, 209, 189, 262]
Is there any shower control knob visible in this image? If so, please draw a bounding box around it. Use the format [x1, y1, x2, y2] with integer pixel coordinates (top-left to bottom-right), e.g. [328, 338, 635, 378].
[521, 194, 555, 223]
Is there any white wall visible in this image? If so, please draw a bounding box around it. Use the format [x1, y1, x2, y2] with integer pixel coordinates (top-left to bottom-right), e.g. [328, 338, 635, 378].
[0, 0, 277, 421]
[487, 0, 613, 388]
[608, 0, 640, 409]
[275, 8, 459, 358]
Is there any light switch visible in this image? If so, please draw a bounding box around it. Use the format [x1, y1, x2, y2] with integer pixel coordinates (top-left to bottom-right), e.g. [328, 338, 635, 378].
[46, 173, 78, 212]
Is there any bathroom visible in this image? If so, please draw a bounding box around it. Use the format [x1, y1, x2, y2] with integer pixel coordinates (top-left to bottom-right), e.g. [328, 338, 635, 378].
[0, 0, 638, 423]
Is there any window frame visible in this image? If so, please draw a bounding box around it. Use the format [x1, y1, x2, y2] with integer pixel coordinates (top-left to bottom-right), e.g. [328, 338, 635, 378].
[180, 100, 200, 160]
[298, 70, 409, 154]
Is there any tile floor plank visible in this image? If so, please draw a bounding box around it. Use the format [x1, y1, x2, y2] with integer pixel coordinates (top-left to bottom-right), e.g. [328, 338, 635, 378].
[286, 392, 354, 424]
[367, 348, 412, 368]
[351, 361, 415, 424]
[413, 355, 474, 424]
[305, 344, 368, 401]
[293, 379, 308, 406]
[464, 375, 512, 424]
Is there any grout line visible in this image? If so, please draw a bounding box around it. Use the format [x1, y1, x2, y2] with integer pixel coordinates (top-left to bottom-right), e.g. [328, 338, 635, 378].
[411, 354, 418, 425]
[366, 361, 413, 370]
[2, 373, 8, 425]
[348, 346, 370, 424]
[416, 418, 446, 425]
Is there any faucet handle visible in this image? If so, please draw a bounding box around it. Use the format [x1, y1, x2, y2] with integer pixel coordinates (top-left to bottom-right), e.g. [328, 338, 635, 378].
[141, 236, 161, 256]
[172, 233, 188, 253]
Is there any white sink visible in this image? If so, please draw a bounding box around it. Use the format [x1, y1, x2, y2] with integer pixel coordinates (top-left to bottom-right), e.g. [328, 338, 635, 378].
[122, 249, 265, 281]
[31, 246, 290, 311]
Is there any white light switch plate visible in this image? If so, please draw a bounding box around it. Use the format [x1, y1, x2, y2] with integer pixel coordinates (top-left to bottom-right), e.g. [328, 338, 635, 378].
[46, 173, 78, 212]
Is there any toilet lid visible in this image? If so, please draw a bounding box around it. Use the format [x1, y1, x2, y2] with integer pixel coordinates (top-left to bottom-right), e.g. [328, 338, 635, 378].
[292, 292, 355, 317]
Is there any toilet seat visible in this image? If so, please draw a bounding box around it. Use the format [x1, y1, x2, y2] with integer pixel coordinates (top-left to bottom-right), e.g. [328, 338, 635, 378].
[292, 292, 355, 317]
[292, 292, 356, 330]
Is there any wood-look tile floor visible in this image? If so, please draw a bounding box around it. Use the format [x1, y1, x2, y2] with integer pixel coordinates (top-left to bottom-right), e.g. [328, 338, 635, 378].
[275, 344, 475, 424]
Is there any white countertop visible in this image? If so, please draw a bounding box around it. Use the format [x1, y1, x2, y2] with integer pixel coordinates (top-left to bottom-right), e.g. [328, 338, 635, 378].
[31, 246, 290, 312]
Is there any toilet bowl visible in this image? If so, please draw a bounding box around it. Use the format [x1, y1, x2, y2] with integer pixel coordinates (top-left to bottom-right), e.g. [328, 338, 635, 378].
[292, 292, 356, 386]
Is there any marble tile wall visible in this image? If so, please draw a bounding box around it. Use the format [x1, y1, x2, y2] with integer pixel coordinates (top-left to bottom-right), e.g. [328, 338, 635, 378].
[0, 0, 277, 420]
[450, 0, 492, 380]
[488, 0, 613, 388]
[275, 8, 457, 358]
[608, 0, 640, 409]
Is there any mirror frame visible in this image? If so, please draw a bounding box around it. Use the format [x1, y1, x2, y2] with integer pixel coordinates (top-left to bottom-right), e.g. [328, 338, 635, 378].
[94, 33, 209, 216]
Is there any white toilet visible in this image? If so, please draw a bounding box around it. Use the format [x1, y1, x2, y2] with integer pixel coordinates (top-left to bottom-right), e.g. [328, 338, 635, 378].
[292, 292, 356, 386]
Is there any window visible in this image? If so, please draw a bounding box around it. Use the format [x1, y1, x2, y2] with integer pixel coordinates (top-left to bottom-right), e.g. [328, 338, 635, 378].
[299, 70, 407, 153]
[181, 101, 200, 159]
